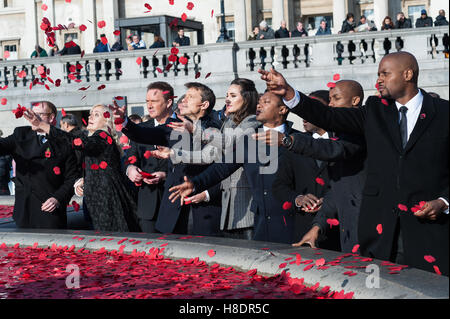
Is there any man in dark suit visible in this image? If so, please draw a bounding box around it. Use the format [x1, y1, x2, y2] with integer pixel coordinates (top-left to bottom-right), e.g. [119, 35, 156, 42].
[168, 91, 300, 244]
[259, 51, 449, 275]
[0, 101, 79, 229]
[254, 90, 336, 249]
[125, 82, 172, 233]
[114, 83, 222, 236]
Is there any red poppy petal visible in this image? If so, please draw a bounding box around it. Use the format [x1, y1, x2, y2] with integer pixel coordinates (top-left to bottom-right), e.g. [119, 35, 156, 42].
[207, 249, 215, 257]
[376, 224, 383, 234]
[424, 255, 436, 263]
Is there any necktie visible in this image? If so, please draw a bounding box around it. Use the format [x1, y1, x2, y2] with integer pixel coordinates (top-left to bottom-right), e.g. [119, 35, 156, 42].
[399, 106, 408, 148]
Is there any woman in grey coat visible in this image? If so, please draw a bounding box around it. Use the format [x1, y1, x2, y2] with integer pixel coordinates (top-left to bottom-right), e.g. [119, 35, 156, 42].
[219, 78, 260, 239]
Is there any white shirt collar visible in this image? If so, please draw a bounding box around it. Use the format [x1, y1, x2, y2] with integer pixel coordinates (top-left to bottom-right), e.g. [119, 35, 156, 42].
[263, 124, 286, 133]
[395, 90, 423, 113]
[312, 132, 329, 139]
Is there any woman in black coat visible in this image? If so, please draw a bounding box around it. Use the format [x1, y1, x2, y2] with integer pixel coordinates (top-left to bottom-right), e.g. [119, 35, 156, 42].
[25, 104, 139, 232]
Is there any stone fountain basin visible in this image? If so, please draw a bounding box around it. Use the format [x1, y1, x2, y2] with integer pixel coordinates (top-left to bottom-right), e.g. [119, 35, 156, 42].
[0, 229, 447, 299]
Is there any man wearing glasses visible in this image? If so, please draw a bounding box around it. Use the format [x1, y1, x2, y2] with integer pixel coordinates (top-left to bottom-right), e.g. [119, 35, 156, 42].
[0, 101, 79, 229]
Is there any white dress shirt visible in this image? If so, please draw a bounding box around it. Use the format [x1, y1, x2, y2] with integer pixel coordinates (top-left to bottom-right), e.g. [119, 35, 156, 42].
[263, 124, 286, 134]
[395, 90, 423, 141]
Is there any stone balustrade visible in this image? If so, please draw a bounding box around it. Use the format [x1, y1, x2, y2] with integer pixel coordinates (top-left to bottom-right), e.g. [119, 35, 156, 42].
[0, 26, 448, 135]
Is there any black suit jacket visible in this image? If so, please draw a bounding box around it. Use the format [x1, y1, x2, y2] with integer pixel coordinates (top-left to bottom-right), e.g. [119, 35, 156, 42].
[0, 127, 79, 228]
[291, 90, 449, 275]
[272, 132, 339, 248]
[121, 115, 222, 235]
[190, 122, 302, 244]
[289, 131, 367, 252]
[125, 119, 168, 221]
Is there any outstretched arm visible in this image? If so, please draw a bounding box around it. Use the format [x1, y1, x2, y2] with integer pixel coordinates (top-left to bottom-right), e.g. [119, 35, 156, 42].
[259, 68, 366, 135]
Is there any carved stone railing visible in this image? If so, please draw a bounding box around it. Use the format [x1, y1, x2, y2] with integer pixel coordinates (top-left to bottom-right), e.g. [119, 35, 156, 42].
[0, 27, 448, 135]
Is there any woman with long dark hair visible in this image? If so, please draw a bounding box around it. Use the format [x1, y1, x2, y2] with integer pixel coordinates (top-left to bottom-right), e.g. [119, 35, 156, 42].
[217, 78, 260, 239]
[24, 104, 139, 232]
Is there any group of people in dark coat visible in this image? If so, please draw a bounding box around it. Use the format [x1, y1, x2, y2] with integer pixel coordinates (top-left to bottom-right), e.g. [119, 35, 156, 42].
[1, 50, 448, 277]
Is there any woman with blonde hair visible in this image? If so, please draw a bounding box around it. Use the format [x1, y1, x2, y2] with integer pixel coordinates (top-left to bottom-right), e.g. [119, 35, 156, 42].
[24, 104, 139, 232]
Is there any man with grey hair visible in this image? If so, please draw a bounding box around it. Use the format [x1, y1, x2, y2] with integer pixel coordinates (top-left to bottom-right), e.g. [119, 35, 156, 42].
[258, 20, 275, 40]
[60, 113, 79, 133]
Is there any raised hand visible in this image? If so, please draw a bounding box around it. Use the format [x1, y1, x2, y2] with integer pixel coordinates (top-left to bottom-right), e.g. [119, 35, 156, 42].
[258, 68, 295, 100]
[111, 100, 127, 122]
[24, 109, 50, 133]
[168, 176, 195, 203]
[167, 115, 194, 134]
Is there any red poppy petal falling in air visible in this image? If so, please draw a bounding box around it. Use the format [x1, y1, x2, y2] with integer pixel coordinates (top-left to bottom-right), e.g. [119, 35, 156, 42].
[424, 255, 436, 263]
[282, 201, 292, 210]
[187, 2, 194, 10]
[179, 56, 188, 65]
[113, 30, 120, 36]
[53, 167, 61, 175]
[207, 249, 215, 257]
[397, 204, 408, 212]
[333, 74, 340, 81]
[181, 13, 187, 22]
[0, 98, 7, 105]
[315, 177, 325, 186]
[376, 224, 383, 235]
[326, 219, 339, 228]
[352, 244, 360, 253]
[97, 20, 106, 28]
[136, 57, 142, 65]
[327, 82, 336, 88]
[433, 265, 442, 275]
[205, 72, 212, 79]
